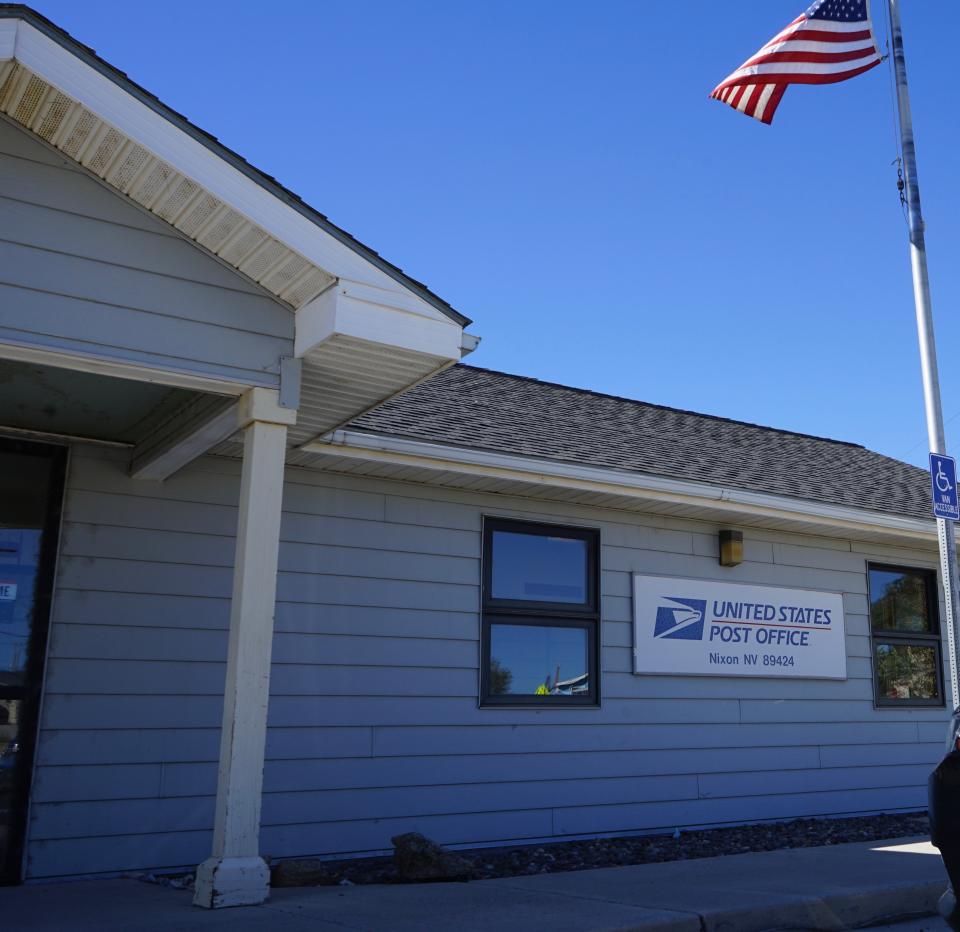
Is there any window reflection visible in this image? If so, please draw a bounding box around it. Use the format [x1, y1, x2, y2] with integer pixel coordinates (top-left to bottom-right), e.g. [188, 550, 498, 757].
[869, 568, 931, 633]
[490, 624, 589, 696]
[0, 443, 62, 883]
[490, 531, 587, 604]
[875, 643, 938, 700]
[482, 518, 599, 705]
[0, 529, 42, 686]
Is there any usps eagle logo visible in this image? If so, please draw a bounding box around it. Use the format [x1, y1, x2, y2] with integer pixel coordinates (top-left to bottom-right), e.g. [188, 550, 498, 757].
[653, 597, 707, 641]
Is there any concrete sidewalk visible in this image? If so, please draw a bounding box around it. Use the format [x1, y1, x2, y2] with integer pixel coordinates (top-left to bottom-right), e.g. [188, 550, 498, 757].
[0, 836, 949, 932]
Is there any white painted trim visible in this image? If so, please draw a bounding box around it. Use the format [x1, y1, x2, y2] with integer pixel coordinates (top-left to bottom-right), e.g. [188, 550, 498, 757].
[237, 387, 298, 428]
[194, 857, 270, 910]
[461, 332, 482, 356]
[131, 388, 296, 481]
[328, 279, 450, 324]
[130, 402, 240, 481]
[0, 424, 131, 449]
[307, 430, 938, 543]
[295, 281, 462, 362]
[0, 340, 250, 395]
[12, 19, 450, 318]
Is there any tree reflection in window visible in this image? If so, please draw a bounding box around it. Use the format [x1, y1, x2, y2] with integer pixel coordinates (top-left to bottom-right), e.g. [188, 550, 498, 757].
[870, 569, 930, 633]
[489, 658, 513, 695]
[875, 643, 938, 700]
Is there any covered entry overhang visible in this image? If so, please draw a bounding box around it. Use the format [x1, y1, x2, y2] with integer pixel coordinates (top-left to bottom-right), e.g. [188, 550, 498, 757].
[0, 5, 476, 908]
[0, 6, 475, 472]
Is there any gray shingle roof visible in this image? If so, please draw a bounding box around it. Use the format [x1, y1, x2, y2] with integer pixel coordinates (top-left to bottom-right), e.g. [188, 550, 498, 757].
[349, 365, 931, 521]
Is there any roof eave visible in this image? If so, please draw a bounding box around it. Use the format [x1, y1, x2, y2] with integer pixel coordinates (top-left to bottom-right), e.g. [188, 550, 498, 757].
[304, 427, 939, 545]
[0, 4, 470, 326]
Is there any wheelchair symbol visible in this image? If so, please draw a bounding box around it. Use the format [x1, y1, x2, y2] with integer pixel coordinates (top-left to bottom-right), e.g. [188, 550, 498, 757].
[936, 460, 954, 495]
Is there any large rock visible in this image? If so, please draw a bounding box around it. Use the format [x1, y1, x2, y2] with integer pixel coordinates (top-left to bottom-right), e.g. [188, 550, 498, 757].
[391, 832, 474, 882]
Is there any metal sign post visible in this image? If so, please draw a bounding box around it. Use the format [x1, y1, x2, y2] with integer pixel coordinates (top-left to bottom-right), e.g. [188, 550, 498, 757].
[888, 0, 960, 710]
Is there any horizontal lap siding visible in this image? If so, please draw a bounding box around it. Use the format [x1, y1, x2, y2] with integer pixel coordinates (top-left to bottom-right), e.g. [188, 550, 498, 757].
[27, 449, 949, 879]
[260, 467, 947, 858]
[28, 450, 232, 878]
[0, 119, 291, 386]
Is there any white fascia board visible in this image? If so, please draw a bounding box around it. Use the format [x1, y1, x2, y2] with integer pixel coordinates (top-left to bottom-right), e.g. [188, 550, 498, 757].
[333, 280, 453, 325]
[0, 340, 249, 395]
[308, 429, 938, 543]
[460, 332, 482, 357]
[295, 280, 463, 361]
[11, 21, 443, 315]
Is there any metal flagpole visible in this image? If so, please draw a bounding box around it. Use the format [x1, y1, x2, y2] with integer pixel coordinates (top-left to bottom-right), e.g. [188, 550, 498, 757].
[887, 0, 960, 710]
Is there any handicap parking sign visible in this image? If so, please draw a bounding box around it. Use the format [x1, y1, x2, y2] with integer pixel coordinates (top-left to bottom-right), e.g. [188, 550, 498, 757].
[930, 453, 960, 521]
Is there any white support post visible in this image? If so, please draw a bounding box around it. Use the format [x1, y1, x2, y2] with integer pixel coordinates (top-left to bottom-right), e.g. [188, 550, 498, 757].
[194, 388, 296, 909]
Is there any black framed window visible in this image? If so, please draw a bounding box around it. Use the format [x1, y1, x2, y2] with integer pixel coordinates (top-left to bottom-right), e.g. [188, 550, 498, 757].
[868, 563, 943, 708]
[481, 517, 600, 706]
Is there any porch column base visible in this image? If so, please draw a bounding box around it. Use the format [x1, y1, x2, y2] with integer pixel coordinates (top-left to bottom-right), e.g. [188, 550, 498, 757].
[193, 855, 270, 909]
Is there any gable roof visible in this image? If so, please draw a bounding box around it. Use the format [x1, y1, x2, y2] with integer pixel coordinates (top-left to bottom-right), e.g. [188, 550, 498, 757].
[0, 4, 469, 325]
[349, 365, 931, 521]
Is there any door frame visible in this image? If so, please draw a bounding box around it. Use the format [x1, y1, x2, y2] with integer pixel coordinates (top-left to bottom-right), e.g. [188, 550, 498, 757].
[0, 437, 68, 885]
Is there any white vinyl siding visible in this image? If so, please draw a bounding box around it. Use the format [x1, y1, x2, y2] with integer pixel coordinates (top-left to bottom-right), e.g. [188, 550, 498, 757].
[0, 118, 292, 387]
[25, 446, 948, 879]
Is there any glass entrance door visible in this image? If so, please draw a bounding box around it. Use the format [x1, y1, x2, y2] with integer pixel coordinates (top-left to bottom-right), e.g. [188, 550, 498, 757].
[0, 439, 66, 885]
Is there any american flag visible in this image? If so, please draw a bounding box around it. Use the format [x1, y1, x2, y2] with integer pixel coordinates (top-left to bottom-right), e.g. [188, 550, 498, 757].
[711, 0, 882, 124]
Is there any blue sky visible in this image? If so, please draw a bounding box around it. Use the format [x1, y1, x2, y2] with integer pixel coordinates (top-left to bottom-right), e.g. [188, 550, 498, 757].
[32, 1, 960, 467]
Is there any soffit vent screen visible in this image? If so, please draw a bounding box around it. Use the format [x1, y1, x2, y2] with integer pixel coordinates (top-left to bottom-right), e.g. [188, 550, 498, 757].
[0, 61, 335, 309]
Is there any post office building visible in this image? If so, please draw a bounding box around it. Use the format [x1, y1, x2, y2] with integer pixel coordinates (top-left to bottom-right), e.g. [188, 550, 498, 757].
[0, 6, 950, 908]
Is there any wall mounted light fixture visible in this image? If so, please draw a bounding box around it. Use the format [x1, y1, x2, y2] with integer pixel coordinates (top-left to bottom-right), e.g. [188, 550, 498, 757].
[719, 530, 743, 567]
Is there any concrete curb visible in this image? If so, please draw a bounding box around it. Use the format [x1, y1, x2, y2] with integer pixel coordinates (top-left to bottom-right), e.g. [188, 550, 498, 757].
[819, 879, 944, 929]
[468, 837, 948, 932]
[482, 876, 943, 931]
[698, 880, 942, 931]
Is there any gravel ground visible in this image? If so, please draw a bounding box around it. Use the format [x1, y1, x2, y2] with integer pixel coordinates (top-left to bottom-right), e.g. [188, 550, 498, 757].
[267, 810, 931, 886]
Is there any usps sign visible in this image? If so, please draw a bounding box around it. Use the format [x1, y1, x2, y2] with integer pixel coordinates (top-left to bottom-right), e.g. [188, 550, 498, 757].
[633, 575, 846, 680]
